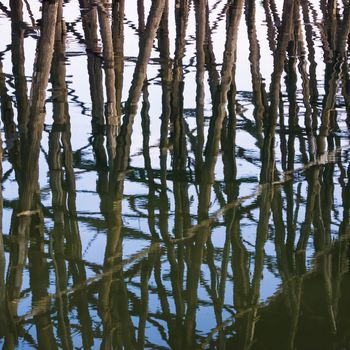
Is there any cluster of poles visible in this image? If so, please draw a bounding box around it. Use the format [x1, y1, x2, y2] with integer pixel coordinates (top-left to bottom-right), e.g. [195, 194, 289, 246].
[0, 0, 348, 348]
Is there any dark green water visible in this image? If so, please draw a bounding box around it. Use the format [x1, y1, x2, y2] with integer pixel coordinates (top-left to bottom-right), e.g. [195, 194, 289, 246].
[0, 0, 349, 349]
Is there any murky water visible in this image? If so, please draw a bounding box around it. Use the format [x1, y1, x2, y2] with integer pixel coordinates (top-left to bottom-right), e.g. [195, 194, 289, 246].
[0, 0, 349, 349]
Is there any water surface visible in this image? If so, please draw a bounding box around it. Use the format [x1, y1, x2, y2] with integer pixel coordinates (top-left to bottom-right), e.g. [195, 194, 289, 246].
[0, 0, 350, 349]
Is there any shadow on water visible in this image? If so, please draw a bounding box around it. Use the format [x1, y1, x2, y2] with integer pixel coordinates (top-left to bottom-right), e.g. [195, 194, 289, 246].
[0, 0, 349, 348]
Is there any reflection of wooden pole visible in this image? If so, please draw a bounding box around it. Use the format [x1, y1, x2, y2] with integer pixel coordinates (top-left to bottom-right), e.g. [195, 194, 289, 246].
[49, 4, 74, 348]
[141, 87, 159, 239]
[97, 0, 119, 163]
[2, 0, 23, 185]
[245, 0, 265, 131]
[112, 0, 125, 118]
[296, 168, 319, 270]
[0, 59, 6, 339]
[221, 114, 239, 347]
[262, 0, 276, 52]
[60, 88, 92, 350]
[5, 3, 58, 348]
[318, 5, 350, 151]
[10, 0, 29, 136]
[244, 185, 273, 348]
[300, 0, 318, 129]
[342, 62, 350, 126]
[261, 0, 294, 183]
[159, 0, 172, 183]
[205, 3, 220, 98]
[137, 256, 155, 349]
[266, 0, 294, 130]
[96, 3, 134, 347]
[111, 0, 165, 197]
[272, 187, 302, 350]
[17, 0, 58, 214]
[80, 1, 108, 180]
[205, 0, 244, 181]
[28, 5, 58, 124]
[138, 2, 158, 241]
[29, 5, 61, 336]
[285, 3, 300, 130]
[158, 8, 187, 341]
[230, 208, 250, 347]
[184, 2, 244, 346]
[338, 162, 350, 276]
[313, 165, 337, 334]
[336, 4, 350, 54]
[26, 3, 59, 349]
[205, 235, 228, 347]
[138, 0, 145, 35]
[101, 9, 165, 338]
[99, 199, 122, 349]
[158, 180, 186, 349]
[171, 0, 189, 173]
[29, 218, 58, 350]
[99, 193, 136, 349]
[0, 47, 18, 172]
[80, 1, 104, 128]
[195, 0, 207, 162]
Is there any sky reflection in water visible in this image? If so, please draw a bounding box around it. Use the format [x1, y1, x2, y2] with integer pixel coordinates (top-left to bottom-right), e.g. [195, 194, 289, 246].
[0, 0, 349, 349]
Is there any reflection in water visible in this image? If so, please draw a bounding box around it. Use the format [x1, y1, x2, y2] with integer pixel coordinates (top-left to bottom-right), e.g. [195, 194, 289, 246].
[0, 0, 349, 348]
